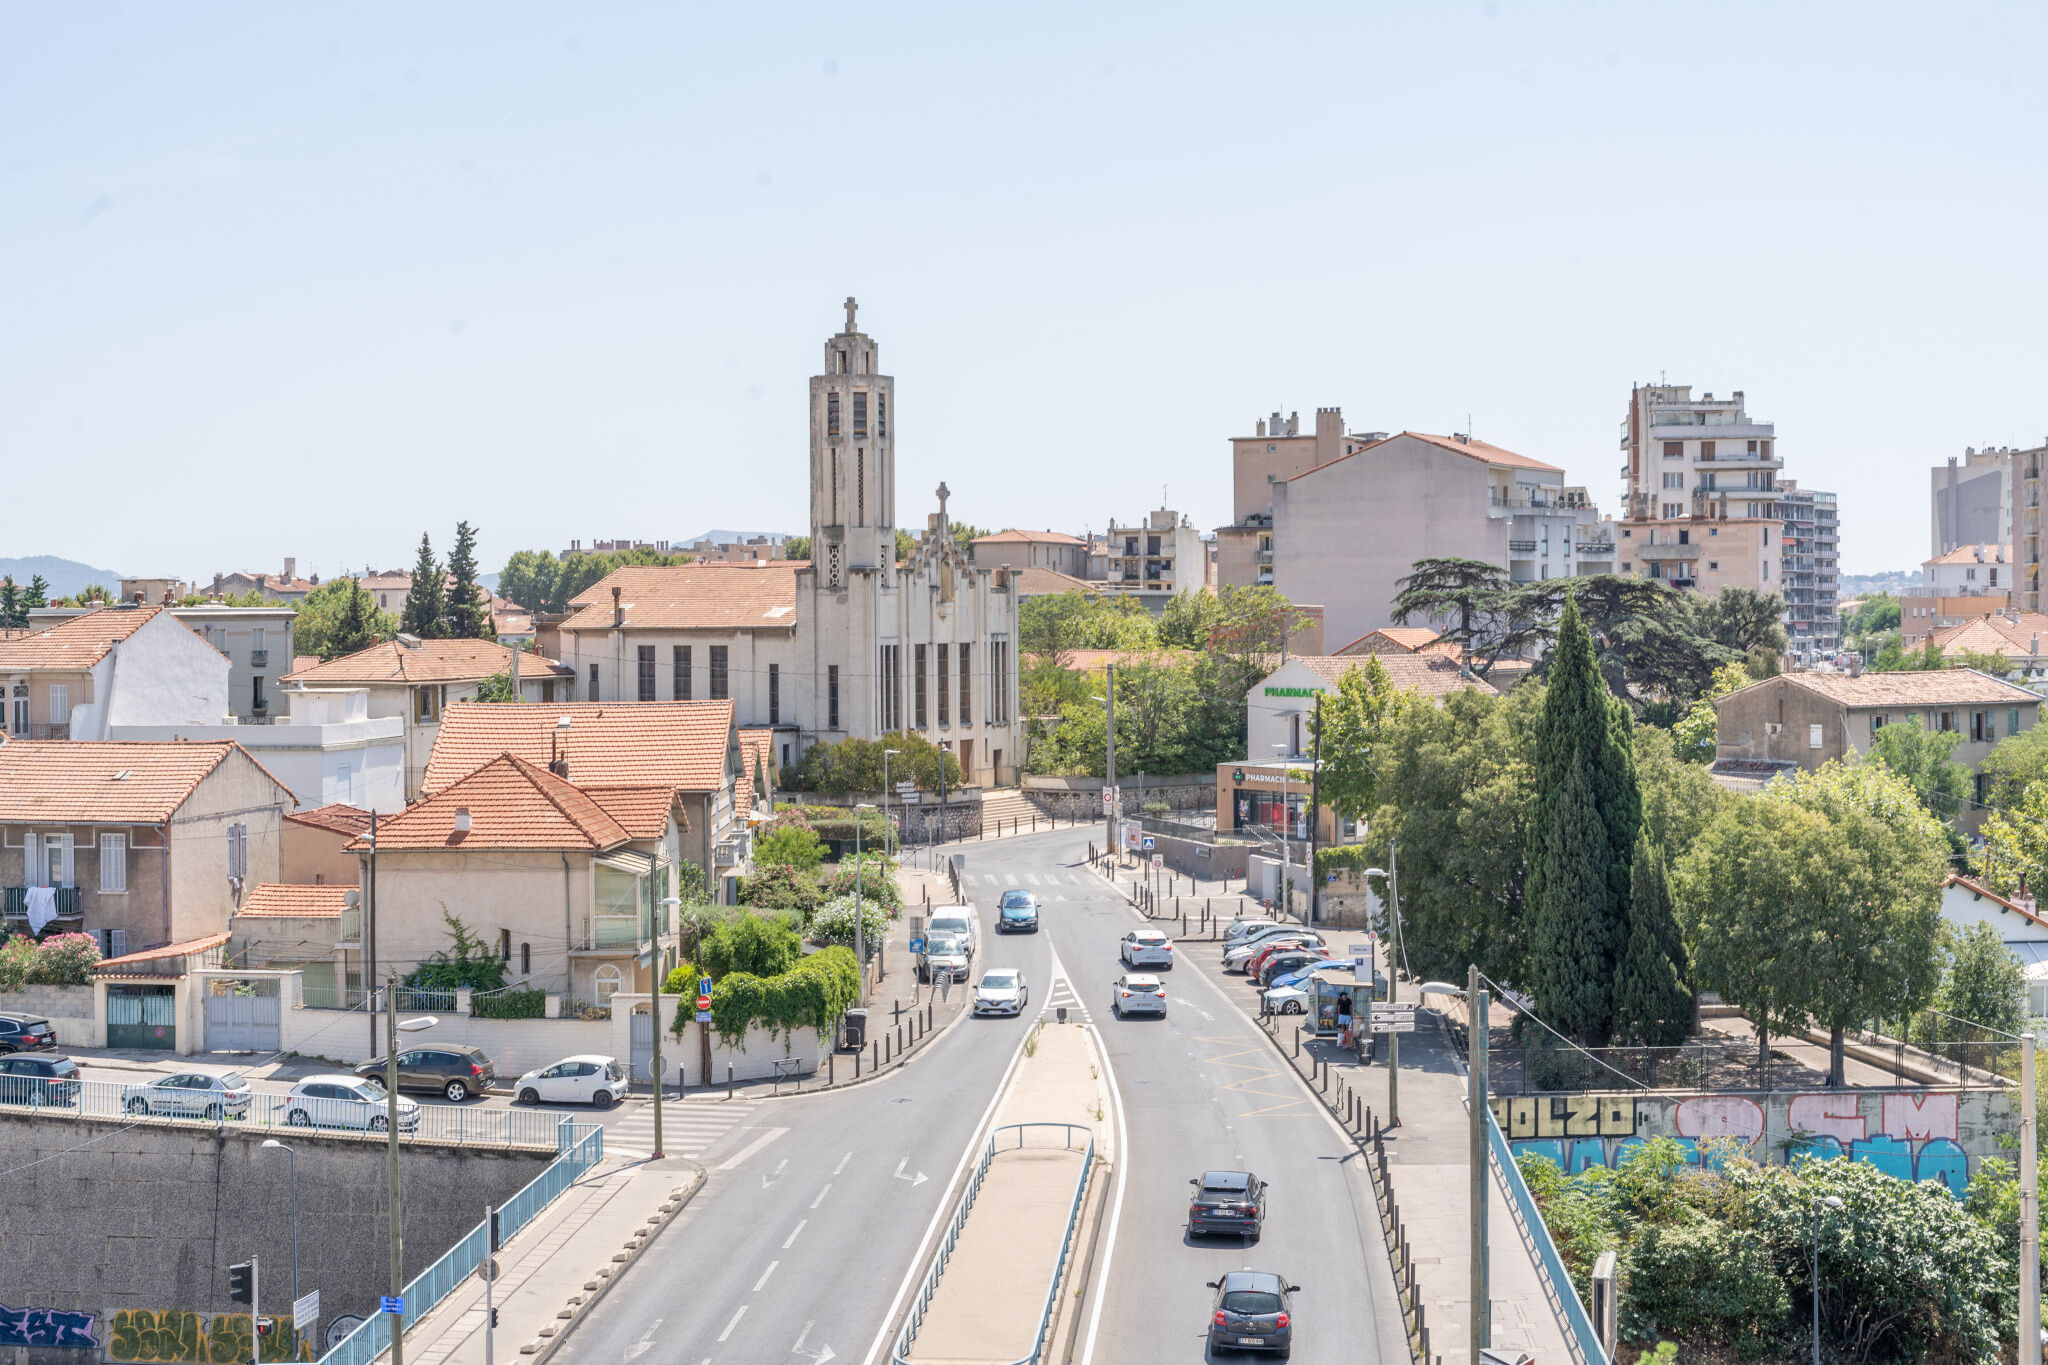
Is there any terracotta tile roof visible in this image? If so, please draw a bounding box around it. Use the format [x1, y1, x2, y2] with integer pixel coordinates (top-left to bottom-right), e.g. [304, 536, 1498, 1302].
[285, 803, 377, 838]
[422, 701, 737, 796]
[0, 607, 169, 671]
[1288, 654, 1498, 698]
[1332, 627, 1454, 656]
[281, 638, 571, 685]
[291, 655, 322, 676]
[972, 529, 1088, 547]
[1943, 873, 2048, 929]
[559, 563, 802, 633]
[1285, 430, 1562, 481]
[0, 741, 292, 823]
[96, 932, 231, 972]
[237, 884, 353, 918]
[1011, 568, 1101, 596]
[1924, 613, 2048, 659]
[1744, 669, 2044, 708]
[350, 754, 634, 852]
[584, 786, 684, 839]
[1924, 544, 2010, 567]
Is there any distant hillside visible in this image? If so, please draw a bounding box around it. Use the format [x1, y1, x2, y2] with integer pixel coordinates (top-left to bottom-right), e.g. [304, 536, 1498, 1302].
[0, 556, 125, 600]
[1839, 570, 1919, 598]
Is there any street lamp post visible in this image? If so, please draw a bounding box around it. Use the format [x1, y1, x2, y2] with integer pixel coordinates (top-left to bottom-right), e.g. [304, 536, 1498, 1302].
[653, 896, 682, 1157]
[261, 1140, 299, 1350]
[383, 983, 439, 1365]
[883, 750, 901, 858]
[1364, 849, 1403, 1125]
[854, 803, 877, 1005]
[1271, 744, 1292, 919]
[1812, 1194, 1843, 1365]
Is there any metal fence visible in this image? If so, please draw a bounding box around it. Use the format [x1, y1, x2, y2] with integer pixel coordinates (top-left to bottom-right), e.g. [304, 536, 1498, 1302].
[1489, 1102, 1607, 1365]
[0, 1076, 571, 1149]
[892, 1122, 1094, 1365]
[318, 1119, 603, 1365]
[1488, 1037, 2017, 1096]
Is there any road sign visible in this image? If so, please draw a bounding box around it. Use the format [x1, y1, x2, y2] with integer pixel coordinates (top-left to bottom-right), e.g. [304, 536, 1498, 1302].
[695, 1011, 713, 1024]
[1101, 787, 1116, 810]
[1326, 873, 1337, 883]
[1151, 854, 1163, 870]
[896, 781, 918, 795]
[1348, 944, 1371, 959]
[695, 994, 713, 1012]
[1142, 836, 1155, 851]
[381, 1297, 404, 1315]
[1369, 1018, 1417, 1033]
[909, 938, 925, 954]
[699, 976, 713, 997]
[293, 1290, 319, 1328]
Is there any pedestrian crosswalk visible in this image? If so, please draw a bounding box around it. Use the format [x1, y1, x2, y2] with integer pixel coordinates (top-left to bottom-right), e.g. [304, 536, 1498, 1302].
[605, 1098, 761, 1160]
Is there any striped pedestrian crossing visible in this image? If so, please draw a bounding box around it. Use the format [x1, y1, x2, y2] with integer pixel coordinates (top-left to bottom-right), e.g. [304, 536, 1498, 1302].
[604, 1098, 761, 1160]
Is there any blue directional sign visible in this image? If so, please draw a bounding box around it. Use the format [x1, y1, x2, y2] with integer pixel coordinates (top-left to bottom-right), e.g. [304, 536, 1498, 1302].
[1142, 836, 1155, 850]
[909, 938, 925, 954]
[699, 976, 713, 997]
[695, 1011, 713, 1023]
[381, 1297, 404, 1315]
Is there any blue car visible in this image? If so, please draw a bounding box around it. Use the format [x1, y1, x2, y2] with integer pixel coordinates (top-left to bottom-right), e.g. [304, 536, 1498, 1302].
[997, 889, 1040, 933]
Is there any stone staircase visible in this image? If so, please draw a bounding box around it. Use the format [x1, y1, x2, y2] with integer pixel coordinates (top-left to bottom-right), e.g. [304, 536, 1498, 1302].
[978, 787, 1039, 827]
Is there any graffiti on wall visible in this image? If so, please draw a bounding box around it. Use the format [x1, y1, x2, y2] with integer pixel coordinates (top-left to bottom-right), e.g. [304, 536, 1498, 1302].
[0, 1303, 98, 1349]
[1492, 1089, 2002, 1197]
[106, 1311, 304, 1364]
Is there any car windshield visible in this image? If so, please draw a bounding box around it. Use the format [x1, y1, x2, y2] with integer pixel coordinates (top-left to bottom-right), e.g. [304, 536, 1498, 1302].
[981, 973, 1019, 990]
[999, 891, 1032, 907]
[1002, 904, 1034, 916]
[931, 919, 969, 935]
[1222, 1290, 1284, 1316]
[927, 935, 962, 954]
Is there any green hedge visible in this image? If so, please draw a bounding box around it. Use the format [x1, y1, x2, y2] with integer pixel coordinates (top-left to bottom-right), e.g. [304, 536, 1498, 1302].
[671, 946, 861, 1052]
[1313, 844, 1376, 879]
[472, 987, 546, 1020]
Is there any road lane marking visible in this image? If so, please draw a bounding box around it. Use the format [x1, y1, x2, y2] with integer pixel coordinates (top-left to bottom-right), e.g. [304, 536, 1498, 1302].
[1078, 1016, 1132, 1365]
[718, 1306, 747, 1342]
[811, 1183, 831, 1208]
[833, 1151, 853, 1175]
[754, 1260, 779, 1292]
[625, 1318, 663, 1360]
[782, 1219, 807, 1249]
[716, 1126, 789, 1170]
[763, 1157, 788, 1188]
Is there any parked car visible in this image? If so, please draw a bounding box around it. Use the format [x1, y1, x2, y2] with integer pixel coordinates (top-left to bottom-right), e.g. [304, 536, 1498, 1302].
[1188, 1169, 1267, 1241]
[926, 909, 978, 958]
[1221, 918, 1278, 945]
[1110, 974, 1167, 1019]
[282, 1075, 421, 1132]
[996, 890, 1040, 933]
[0, 1012, 56, 1053]
[918, 932, 971, 984]
[1120, 929, 1174, 969]
[513, 1055, 625, 1108]
[1258, 951, 1332, 988]
[122, 1069, 253, 1120]
[1205, 1271, 1298, 1357]
[1246, 940, 1327, 979]
[0, 1053, 81, 1105]
[353, 1045, 496, 1102]
[1225, 931, 1322, 972]
[1262, 984, 1310, 1015]
[972, 969, 1029, 1017]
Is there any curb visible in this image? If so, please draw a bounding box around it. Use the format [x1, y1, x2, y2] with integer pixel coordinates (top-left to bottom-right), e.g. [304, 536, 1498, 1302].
[524, 1160, 709, 1363]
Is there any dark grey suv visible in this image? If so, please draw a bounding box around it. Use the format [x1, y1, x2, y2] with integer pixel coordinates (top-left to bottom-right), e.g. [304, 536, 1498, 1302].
[1206, 1270, 1298, 1357]
[1188, 1169, 1266, 1241]
[355, 1045, 496, 1102]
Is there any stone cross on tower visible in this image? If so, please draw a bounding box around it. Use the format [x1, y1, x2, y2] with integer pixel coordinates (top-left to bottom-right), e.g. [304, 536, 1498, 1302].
[844, 296, 858, 333]
[935, 481, 951, 520]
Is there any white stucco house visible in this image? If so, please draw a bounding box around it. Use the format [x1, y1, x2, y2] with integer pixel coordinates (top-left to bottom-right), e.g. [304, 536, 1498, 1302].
[109, 687, 406, 813]
[1940, 874, 2048, 1018]
[0, 607, 233, 741]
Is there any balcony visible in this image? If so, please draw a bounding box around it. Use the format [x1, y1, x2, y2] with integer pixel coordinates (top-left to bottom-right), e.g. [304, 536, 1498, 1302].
[588, 916, 641, 950]
[2, 885, 82, 927]
[249, 650, 269, 668]
[1508, 540, 1540, 554]
[1637, 542, 1701, 560]
[1254, 549, 1273, 566]
[1575, 538, 1617, 556]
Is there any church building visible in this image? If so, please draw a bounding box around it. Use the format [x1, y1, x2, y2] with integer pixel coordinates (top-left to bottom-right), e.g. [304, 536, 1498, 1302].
[555, 301, 1023, 785]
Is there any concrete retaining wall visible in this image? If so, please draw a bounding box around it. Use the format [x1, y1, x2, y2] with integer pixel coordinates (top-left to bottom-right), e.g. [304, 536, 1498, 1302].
[1144, 833, 1248, 881]
[0, 1113, 550, 1354]
[1492, 1087, 2015, 1196]
[0, 985, 99, 1048]
[1018, 776, 1214, 821]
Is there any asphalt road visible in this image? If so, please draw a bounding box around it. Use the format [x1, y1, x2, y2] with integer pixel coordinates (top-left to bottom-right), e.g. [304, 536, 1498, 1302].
[554, 826, 1407, 1365]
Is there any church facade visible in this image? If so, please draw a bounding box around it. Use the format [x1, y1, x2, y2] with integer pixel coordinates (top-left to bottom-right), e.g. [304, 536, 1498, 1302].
[556, 301, 1023, 786]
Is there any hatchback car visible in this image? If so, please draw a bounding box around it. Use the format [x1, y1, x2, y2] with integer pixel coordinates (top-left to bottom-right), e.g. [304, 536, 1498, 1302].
[1206, 1271, 1298, 1357]
[1225, 933, 1322, 972]
[122, 1069, 253, 1120]
[996, 890, 1039, 933]
[283, 1075, 421, 1132]
[354, 1045, 496, 1102]
[1221, 918, 1278, 946]
[0, 1012, 57, 1053]
[971, 969, 1029, 1017]
[1188, 1169, 1267, 1241]
[0, 1053, 81, 1105]
[1259, 951, 1332, 988]
[918, 933, 971, 984]
[514, 1055, 625, 1108]
[1110, 974, 1167, 1019]
[1120, 929, 1174, 969]
[926, 909, 978, 958]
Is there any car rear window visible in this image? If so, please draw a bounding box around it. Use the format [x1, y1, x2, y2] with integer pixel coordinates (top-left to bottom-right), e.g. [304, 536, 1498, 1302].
[49, 1060, 79, 1076]
[1129, 981, 1164, 994]
[1222, 1291, 1283, 1315]
[218, 1073, 247, 1089]
[1203, 1173, 1250, 1192]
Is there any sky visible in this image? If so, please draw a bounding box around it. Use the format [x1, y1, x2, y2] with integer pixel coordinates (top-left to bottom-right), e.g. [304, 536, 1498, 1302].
[4, 2, 2045, 583]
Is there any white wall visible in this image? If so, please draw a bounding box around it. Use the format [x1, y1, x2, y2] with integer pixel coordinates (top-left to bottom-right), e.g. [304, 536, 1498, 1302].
[1247, 660, 1330, 761]
[106, 720, 406, 812]
[69, 612, 233, 738]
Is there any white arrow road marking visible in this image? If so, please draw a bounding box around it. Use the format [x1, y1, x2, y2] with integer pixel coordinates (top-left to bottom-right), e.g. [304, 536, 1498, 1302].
[1170, 997, 1214, 1021]
[891, 1158, 930, 1186]
[762, 1158, 788, 1188]
[716, 1126, 788, 1171]
[624, 1319, 663, 1360]
[792, 1322, 837, 1364]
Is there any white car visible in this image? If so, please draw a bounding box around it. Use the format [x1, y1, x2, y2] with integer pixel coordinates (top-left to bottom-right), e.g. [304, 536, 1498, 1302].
[1110, 974, 1168, 1019]
[281, 1075, 421, 1133]
[122, 1069, 254, 1120]
[1221, 918, 1278, 945]
[1262, 984, 1311, 1015]
[972, 969, 1029, 1017]
[926, 909, 978, 959]
[1120, 929, 1174, 969]
[515, 1055, 626, 1109]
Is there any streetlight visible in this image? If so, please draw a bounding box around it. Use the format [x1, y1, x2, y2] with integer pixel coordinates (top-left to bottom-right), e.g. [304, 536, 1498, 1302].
[1363, 858, 1404, 1126]
[261, 1139, 299, 1351]
[1271, 744, 1293, 918]
[1812, 1194, 1843, 1365]
[382, 984, 439, 1365]
[652, 895, 682, 1159]
[882, 749, 901, 858]
[854, 803, 876, 1006]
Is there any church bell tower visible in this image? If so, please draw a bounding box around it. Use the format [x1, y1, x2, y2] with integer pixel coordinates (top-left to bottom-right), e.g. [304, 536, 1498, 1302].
[809, 297, 895, 588]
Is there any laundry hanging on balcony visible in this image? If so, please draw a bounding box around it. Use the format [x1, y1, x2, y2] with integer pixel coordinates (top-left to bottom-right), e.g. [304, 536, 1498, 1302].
[24, 885, 60, 935]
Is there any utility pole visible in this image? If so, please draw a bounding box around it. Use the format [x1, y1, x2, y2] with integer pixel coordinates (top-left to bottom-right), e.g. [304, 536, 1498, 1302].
[484, 1204, 497, 1365]
[1388, 843, 1401, 1124]
[2024, 1031, 2039, 1359]
[386, 975, 406, 1365]
[1469, 964, 1490, 1362]
[1104, 663, 1118, 860]
[648, 892, 665, 1159]
[250, 1257, 261, 1365]
[1307, 695, 1323, 926]
[365, 810, 378, 1055]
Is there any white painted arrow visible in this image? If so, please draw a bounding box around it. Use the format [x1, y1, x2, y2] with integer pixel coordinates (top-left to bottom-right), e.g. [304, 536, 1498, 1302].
[791, 1321, 836, 1363]
[625, 1318, 663, 1360]
[892, 1157, 930, 1186]
[763, 1157, 788, 1189]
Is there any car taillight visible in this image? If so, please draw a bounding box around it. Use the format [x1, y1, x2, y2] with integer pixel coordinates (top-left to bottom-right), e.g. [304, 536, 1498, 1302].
[1276, 1313, 1289, 1330]
[471, 1063, 483, 1075]
[1214, 1311, 1228, 1327]
[1162, 943, 1172, 951]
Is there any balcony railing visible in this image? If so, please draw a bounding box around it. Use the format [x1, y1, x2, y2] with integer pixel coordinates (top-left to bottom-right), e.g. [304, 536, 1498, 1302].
[2, 886, 82, 922]
[1637, 543, 1700, 560]
[588, 916, 640, 949]
[1508, 540, 1539, 554]
[1254, 549, 1273, 566]
[249, 650, 269, 668]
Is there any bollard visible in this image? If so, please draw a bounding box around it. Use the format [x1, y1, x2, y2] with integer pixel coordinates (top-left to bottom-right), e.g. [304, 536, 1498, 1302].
[1294, 1026, 1302, 1057]
[855, 1048, 862, 1079]
[830, 1053, 836, 1086]
[1181, 910, 1186, 936]
[727, 1063, 734, 1100]
[898, 1023, 905, 1052]
[873, 1039, 879, 1071]
[926, 1001, 933, 1029]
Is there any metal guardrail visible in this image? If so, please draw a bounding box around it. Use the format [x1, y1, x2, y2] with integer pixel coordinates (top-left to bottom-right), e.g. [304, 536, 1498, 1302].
[892, 1122, 1094, 1365]
[1488, 1102, 1607, 1365]
[318, 1119, 603, 1365]
[0, 1076, 570, 1149]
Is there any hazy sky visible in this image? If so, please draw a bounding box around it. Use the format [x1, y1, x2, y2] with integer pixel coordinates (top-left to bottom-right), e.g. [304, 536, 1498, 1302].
[5, 3, 2043, 582]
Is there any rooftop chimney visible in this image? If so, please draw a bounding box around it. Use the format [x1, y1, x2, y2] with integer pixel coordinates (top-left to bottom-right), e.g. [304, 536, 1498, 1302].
[453, 807, 472, 834]
[612, 585, 624, 627]
[283, 557, 296, 581]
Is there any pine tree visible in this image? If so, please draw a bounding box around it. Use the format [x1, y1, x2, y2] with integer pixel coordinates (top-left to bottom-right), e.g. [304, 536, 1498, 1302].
[401, 533, 446, 638]
[25, 575, 50, 614]
[443, 521, 493, 639]
[330, 578, 383, 658]
[1526, 594, 1642, 1044]
[0, 577, 18, 630]
[1612, 833, 1692, 1046]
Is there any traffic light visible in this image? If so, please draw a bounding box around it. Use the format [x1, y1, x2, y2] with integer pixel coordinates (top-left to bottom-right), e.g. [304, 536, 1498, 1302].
[488, 1208, 502, 1252]
[255, 1319, 276, 1339]
[489, 1308, 499, 1329]
[227, 1261, 253, 1305]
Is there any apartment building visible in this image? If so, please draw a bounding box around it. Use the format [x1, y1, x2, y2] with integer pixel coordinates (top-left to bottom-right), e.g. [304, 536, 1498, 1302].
[1777, 481, 1841, 656]
[1217, 407, 1383, 589]
[1934, 447, 2014, 559]
[1099, 509, 1207, 606]
[966, 529, 1089, 578]
[2008, 443, 2048, 614]
[682, 535, 788, 564]
[1903, 544, 2012, 645]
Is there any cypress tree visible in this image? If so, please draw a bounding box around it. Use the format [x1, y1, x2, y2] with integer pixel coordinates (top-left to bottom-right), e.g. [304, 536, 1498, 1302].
[1612, 833, 1692, 1046]
[25, 575, 50, 613]
[0, 577, 18, 630]
[329, 578, 380, 658]
[1526, 594, 1642, 1044]
[401, 533, 446, 638]
[443, 521, 493, 639]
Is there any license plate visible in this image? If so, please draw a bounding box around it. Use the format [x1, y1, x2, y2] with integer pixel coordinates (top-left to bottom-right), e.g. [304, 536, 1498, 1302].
[1239, 1338, 1265, 1346]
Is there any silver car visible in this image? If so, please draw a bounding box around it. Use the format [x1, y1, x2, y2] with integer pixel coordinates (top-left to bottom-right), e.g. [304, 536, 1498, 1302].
[972, 969, 1030, 1017]
[281, 1074, 421, 1133]
[122, 1069, 254, 1121]
[919, 932, 971, 985]
[926, 910, 978, 959]
[1110, 974, 1168, 1019]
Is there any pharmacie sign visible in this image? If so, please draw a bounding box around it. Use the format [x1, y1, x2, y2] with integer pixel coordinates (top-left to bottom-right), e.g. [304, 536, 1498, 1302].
[1232, 768, 1285, 786]
[1262, 685, 1325, 697]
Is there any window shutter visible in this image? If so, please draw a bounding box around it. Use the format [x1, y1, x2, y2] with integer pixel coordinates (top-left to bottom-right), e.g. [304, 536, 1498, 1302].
[59, 833, 74, 888]
[110, 929, 128, 959]
[100, 833, 127, 893]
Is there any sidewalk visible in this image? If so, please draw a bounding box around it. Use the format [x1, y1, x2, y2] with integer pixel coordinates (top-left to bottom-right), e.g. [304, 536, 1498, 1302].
[402, 1153, 701, 1364]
